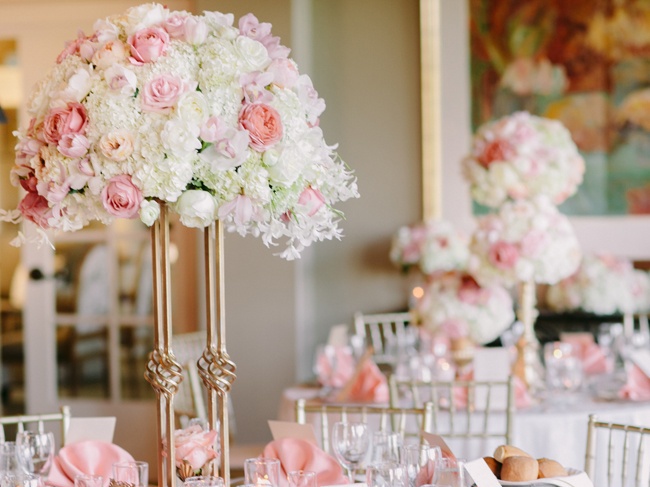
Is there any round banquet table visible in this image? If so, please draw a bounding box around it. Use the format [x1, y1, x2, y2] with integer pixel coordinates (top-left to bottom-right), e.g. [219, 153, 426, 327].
[278, 385, 650, 475]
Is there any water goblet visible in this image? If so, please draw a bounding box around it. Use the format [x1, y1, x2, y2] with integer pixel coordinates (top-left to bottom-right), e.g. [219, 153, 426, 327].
[370, 432, 403, 465]
[287, 470, 317, 487]
[366, 462, 408, 487]
[331, 422, 370, 483]
[431, 458, 465, 487]
[403, 444, 441, 487]
[183, 476, 225, 487]
[544, 342, 584, 405]
[16, 430, 56, 477]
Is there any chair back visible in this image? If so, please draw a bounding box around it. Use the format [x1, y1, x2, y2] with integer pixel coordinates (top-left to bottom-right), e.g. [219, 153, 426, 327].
[295, 399, 433, 454]
[389, 375, 515, 445]
[585, 414, 650, 487]
[353, 312, 414, 366]
[0, 405, 71, 445]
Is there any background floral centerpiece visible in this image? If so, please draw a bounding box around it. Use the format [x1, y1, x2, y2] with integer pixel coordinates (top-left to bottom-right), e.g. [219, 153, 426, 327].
[468, 196, 582, 288]
[462, 111, 585, 208]
[4, 3, 359, 260]
[415, 271, 515, 347]
[389, 219, 469, 276]
[546, 253, 650, 315]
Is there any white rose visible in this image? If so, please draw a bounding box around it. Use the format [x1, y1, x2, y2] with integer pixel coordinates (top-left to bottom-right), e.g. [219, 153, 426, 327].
[63, 66, 94, 102]
[176, 91, 209, 125]
[99, 130, 135, 162]
[174, 190, 217, 228]
[161, 119, 201, 157]
[267, 146, 307, 186]
[125, 3, 169, 34]
[139, 199, 160, 226]
[184, 17, 208, 45]
[235, 36, 270, 71]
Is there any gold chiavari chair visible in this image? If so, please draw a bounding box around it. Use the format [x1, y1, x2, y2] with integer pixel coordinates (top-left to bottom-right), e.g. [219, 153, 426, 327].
[0, 405, 71, 445]
[388, 375, 515, 445]
[295, 398, 433, 454]
[353, 311, 414, 367]
[585, 414, 650, 487]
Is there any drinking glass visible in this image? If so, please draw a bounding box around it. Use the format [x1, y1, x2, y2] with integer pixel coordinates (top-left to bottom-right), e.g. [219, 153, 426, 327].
[366, 462, 408, 487]
[16, 430, 56, 477]
[287, 470, 317, 487]
[370, 432, 403, 465]
[544, 342, 584, 403]
[75, 474, 104, 487]
[331, 422, 370, 483]
[112, 461, 148, 487]
[431, 458, 465, 487]
[403, 444, 441, 487]
[244, 458, 280, 486]
[183, 476, 225, 487]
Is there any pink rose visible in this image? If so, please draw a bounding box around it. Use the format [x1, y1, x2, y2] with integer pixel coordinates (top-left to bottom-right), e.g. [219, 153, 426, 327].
[174, 425, 219, 470]
[127, 27, 169, 64]
[477, 139, 516, 168]
[43, 102, 88, 145]
[298, 187, 326, 216]
[164, 14, 188, 39]
[141, 74, 189, 113]
[457, 274, 481, 304]
[18, 192, 52, 229]
[56, 30, 92, 63]
[488, 241, 520, 270]
[239, 103, 283, 151]
[58, 133, 90, 158]
[101, 175, 142, 219]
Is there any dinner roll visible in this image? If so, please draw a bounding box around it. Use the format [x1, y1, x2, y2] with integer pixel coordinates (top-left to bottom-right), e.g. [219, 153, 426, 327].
[500, 456, 539, 482]
[537, 458, 568, 478]
[483, 457, 502, 478]
[493, 445, 533, 463]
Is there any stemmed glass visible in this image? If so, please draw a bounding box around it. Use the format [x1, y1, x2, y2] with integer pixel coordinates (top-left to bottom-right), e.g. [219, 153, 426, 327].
[331, 422, 370, 483]
[431, 458, 465, 487]
[16, 430, 56, 477]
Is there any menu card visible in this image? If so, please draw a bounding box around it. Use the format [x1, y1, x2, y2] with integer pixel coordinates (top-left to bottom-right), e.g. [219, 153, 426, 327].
[268, 420, 318, 445]
[64, 417, 116, 445]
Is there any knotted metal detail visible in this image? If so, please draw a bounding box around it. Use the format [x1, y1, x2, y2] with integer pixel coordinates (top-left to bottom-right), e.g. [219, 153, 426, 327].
[145, 349, 183, 397]
[197, 346, 237, 394]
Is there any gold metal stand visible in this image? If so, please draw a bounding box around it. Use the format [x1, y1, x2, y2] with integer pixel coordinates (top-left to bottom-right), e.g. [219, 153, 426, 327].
[145, 204, 237, 486]
[512, 280, 545, 393]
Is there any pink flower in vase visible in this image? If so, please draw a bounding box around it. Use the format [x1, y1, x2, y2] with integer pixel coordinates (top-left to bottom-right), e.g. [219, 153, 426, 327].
[174, 425, 219, 478]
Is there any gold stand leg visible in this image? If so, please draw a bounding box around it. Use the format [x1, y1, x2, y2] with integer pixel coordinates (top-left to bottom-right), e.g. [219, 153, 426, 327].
[198, 222, 237, 485]
[145, 203, 183, 487]
[513, 280, 545, 394]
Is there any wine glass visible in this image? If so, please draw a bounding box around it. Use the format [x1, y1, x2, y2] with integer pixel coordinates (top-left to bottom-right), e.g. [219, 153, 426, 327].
[16, 430, 56, 477]
[366, 462, 408, 487]
[403, 444, 441, 487]
[331, 422, 370, 483]
[544, 342, 584, 405]
[370, 432, 403, 465]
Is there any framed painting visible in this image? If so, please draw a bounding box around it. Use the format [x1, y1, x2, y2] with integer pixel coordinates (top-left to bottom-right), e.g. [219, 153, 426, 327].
[468, 0, 650, 216]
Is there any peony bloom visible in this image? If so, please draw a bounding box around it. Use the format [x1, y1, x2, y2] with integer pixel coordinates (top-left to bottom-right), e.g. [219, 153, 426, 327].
[239, 103, 283, 151]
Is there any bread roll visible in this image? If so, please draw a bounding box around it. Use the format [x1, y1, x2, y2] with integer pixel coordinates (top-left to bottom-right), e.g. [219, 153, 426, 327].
[537, 458, 568, 479]
[483, 457, 502, 478]
[500, 456, 539, 482]
[493, 445, 533, 463]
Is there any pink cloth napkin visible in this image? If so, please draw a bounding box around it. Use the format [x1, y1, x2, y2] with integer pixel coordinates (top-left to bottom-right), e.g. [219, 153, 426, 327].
[618, 364, 650, 401]
[561, 336, 613, 376]
[262, 438, 347, 487]
[46, 440, 135, 487]
[339, 358, 389, 403]
[315, 346, 356, 389]
[453, 371, 532, 409]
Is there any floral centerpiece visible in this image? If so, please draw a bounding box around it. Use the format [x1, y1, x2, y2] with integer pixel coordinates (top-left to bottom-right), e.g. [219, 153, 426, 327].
[546, 253, 650, 315]
[462, 111, 585, 208]
[174, 424, 219, 481]
[468, 197, 582, 288]
[415, 271, 515, 346]
[4, 3, 359, 260]
[389, 219, 469, 276]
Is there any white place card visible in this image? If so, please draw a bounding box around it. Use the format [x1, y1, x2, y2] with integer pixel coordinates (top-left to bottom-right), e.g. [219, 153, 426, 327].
[464, 458, 502, 487]
[268, 420, 318, 445]
[629, 349, 650, 378]
[327, 324, 349, 347]
[64, 417, 116, 445]
[473, 347, 510, 409]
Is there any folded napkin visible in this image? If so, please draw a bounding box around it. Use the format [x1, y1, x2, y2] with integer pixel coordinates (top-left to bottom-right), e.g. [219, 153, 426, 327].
[453, 371, 532, 409]
[335, 354, 389, 404]
[262, 438, 347, 487]
[315, 346, 356, 389]
[618, 363, 650, 401]
[46, 440, 135, 487]
[561, 335, 612, 376]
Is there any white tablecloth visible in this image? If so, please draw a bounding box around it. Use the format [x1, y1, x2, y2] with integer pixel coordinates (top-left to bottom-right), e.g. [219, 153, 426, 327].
[278, 386, 650, 478]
